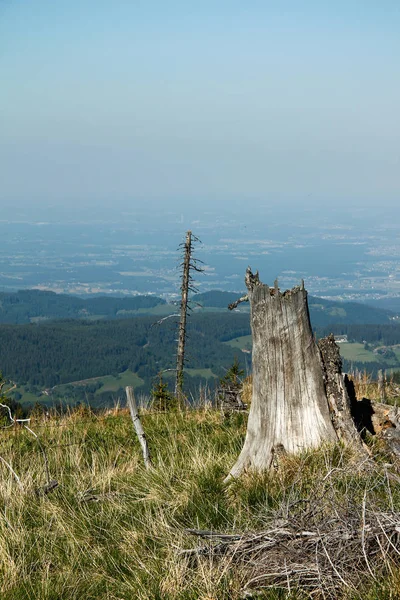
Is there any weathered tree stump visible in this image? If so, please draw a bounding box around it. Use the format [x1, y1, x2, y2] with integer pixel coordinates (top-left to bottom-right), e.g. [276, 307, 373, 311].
[226, 268, 400, 480]
[227, 269, 338, 479]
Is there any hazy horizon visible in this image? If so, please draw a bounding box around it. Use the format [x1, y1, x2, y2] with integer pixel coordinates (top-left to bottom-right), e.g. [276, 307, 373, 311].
[1, 1, 399, 214]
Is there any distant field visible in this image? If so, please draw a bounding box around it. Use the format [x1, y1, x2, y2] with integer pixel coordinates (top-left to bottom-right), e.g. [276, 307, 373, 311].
[16, 368, 215, 406]
[338, 342, 379, 363]
[132, 304, 177, 316]
[223, 335, 252, 350]
[223, 337, 395, 366]
[93, 371, 144, 394]
[16, 370, 144, 405]
[192, 306, 234, 313]
[164, 367, 217, 379]
[81, 314, 107, 321]
[16, 388, 44, 404]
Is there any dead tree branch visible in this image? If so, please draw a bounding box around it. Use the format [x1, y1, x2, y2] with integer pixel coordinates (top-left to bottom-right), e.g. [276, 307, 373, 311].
[228, 294, 249, 311]
[151, 314, 179, 327]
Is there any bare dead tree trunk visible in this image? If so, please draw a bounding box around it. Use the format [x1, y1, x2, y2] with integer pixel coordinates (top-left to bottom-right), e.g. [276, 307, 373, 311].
[175, 231, 192, 399]
[153, 231, 202, 402]
[227, 269, 338, 479]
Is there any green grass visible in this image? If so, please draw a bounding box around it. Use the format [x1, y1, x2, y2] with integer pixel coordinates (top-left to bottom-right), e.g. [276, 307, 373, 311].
[133, 303, 177, 316]
[94, 370, 144, 394]
[1, 407, 400, 599]
[339, 342, 379, 363]
[15, 387, 43, 404]
[15, 371, 145, 406]
[223, 334, 252, 350]
[164, 367, 217, 379]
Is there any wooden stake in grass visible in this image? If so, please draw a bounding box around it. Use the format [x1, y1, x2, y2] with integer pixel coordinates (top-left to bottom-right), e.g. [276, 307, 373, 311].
[126, 386, 152, 469]
[378, 369, 386, 402]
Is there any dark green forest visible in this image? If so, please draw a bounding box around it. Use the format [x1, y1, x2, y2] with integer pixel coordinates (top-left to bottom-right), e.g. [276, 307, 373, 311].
[316, 323, 400, 346]
[194, 290, 397, 326]
[0, 288, 396, 325]
[1, 288, 399, 409]
[0, 313, 250, 401]
[0, 289, 166, 323]
[2, 312, 400, 405]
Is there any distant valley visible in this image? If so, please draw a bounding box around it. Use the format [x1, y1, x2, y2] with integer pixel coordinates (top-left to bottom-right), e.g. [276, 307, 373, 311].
[1, 205, 400, 308]
[2, 201, 400, 410]
[1, 288, 400, 409]
[0, 287, 398, 325]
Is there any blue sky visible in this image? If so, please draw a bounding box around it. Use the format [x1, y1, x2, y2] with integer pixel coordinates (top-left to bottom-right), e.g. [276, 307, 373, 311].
[1, 1, 399, 211]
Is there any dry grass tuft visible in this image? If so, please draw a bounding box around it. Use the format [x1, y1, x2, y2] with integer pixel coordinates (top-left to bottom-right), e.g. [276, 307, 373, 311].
[350, 370, 400, 404]
[185, 447, 400, 598]
[241, 376, 253, 407]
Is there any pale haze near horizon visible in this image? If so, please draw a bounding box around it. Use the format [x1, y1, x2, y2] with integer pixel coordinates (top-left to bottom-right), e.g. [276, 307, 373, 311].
[1, 1, 399, 215]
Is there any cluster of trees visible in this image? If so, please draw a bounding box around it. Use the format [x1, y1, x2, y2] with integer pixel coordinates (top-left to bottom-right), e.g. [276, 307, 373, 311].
[193, 291, 395, 326]
[193, 291, 244, 309]
[0, 288, 394, 326]
[0, 289, 166, 324]
[1, 288, 398, 407]
[315, 323, 400, 346]
[0, 313, 248, 398]
[314, 323, 400, 377]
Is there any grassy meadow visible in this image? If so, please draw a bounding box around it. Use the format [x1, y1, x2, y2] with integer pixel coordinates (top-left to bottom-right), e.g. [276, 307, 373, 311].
[14, 371, 145, 406]
[1, 404, 400, 599]
[338, 342, 379, 362]
[223, 335, 252, 351]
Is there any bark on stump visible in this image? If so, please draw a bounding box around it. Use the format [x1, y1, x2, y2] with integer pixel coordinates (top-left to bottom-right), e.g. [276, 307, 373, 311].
[227, 269, 339, 479]
[317, 334, 368, 457]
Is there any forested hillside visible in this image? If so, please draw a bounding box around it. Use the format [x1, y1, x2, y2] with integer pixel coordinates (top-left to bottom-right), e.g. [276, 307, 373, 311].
[2, 307, 400, 407]
[316, 323, 400, 346]
[0, 313, 250, 404]
[193, 290, 397, 325]
[1, 288, 399, 408]
[0, 288, 396, 324]
[0, 289, 166, 323]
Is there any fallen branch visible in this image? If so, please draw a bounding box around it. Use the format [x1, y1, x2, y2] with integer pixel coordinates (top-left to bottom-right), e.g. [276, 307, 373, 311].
[182, 482, 400, 597]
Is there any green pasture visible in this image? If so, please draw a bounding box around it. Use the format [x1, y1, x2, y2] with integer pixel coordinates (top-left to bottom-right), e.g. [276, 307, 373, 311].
[339, 342, 380, 363]
[223, 334, 252, 350]
[164, 367, 217, 379]
[93, 370, 144, 394]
